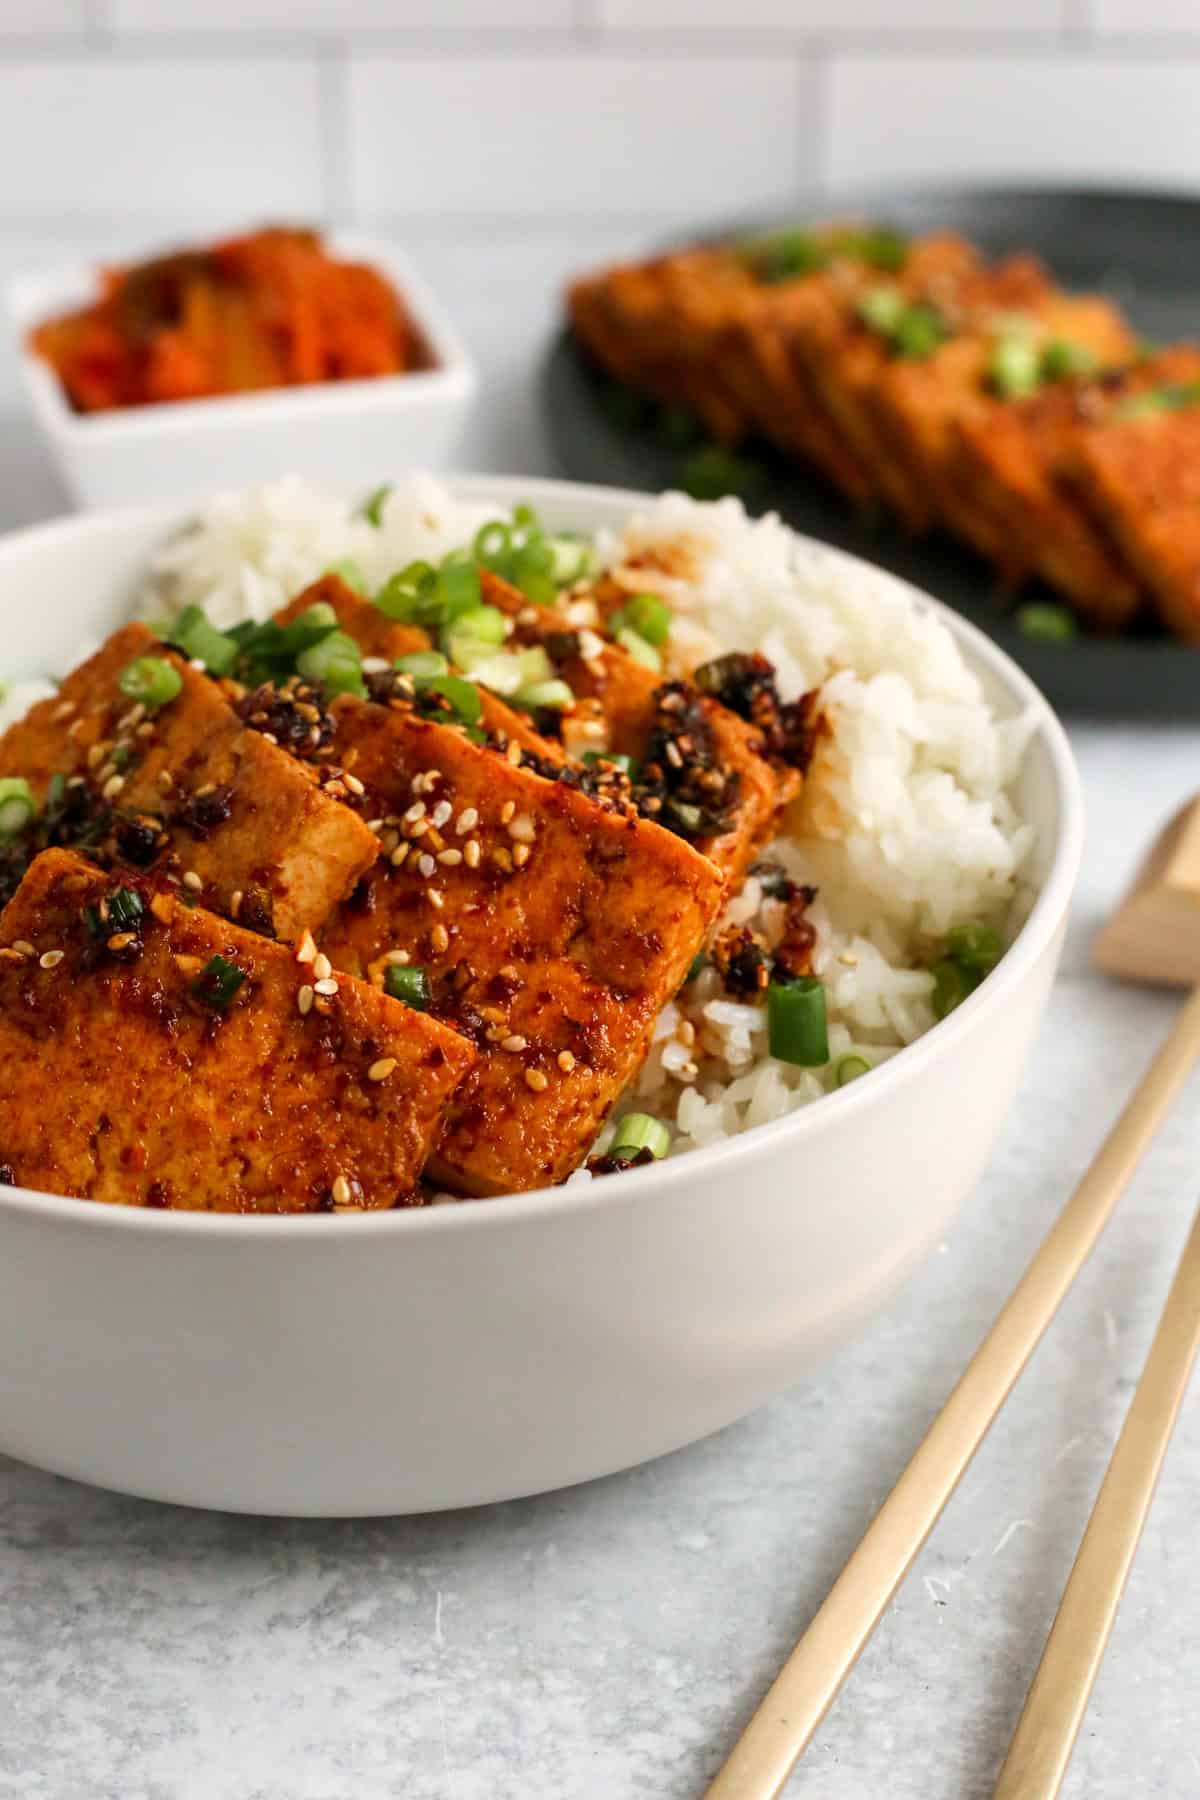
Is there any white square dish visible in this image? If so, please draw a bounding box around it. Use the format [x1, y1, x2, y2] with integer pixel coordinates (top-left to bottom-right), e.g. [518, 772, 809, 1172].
[7, 233, 478, 511]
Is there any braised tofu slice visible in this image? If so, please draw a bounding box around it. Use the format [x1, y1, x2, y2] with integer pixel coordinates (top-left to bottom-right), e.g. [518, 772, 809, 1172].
[319, 702, 724, 1194]
[1068, 388, 1200, 641]
[0, 622, 379, 938]
[0, 849, 474, 1211]
[478, 570, 796, 889]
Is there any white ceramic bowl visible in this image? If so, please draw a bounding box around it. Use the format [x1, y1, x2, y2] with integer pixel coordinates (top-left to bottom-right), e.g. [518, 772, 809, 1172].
[0, 477, 1083, 1516]
[7, 235, 477, 511]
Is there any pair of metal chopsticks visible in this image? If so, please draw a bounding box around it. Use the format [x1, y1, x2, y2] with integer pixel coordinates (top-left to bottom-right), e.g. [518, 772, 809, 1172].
[704, 990, 1200, 1800]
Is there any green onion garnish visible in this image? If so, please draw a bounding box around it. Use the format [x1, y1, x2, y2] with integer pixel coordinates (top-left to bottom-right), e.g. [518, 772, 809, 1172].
[107, 887, 144, 932]
[679, 444, 764, 502]
[1016, 602, 1078, 643]
[1039, 338, 1098, 382]
[297, 601, 340, 631]
[192, 954, 246, 1012]
[835, 1053, 872, 1086]
[945, 922, 1003, 975]
[742, 227, 828, 284]
[684, 952, 707, 984]
[359, 483, 392, 527]
[323, 557, 367, 595]
[515, 678, 575, 713]
[989, 333, 1041, 400]
[1111, 379, 1200, 420]
[117, 655, 183, 711]
[168, 605, 238, 677]
[446, 604, 506, 648]
[581, 750, 636, 778]
[384, 963, 431, 1009]
[767, 975, 829, 1066]
[296, 630, 365, 699]
[613, 592, 671, 648]
[931, 957, 977, 1021]
[893, 303, 947, 360]
[615, 627, 662, 671]
[394, 650, 449, 680]
[423, 674, 483, 727]
[610, 1111, 671, 1161]
[857, 286, 905, 335]
[0, 777, 35, 837]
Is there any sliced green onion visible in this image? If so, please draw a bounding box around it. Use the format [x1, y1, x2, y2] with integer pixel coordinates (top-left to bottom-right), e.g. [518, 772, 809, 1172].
[857, 285, 905, 335]
[1112, 378, 1200, 420]
[395, 650, 450, 680]
[684, 952, 707, 984]
[447, 604, 506, 647]
[893, 303, 947, 360]
[610, 1111, 671, 1160]
[323, 557, 367, 595]
[617, 592, 671, 647]
[547, 533, 597, 584]
[945, 922, 1003, 975]
[438, 559, 483, 620]
[117, 655, 183, 711]
[581, 750, 636, 778]
[296, 630, 365, 699]
[384, 963, 431, 1009]
[424, 674, 483, 727]
[989, 333, 1041, 400]
[169, 605, 238, 677]
[835, 1053, 872, 1086]
[296, 601, 339, 631]
[931, 957, 978, 1021]
[0, 776, 35, 837]
[374, 561, 435, 621]
[679, 444, 764, 501]
[1039, 338, 1098, 382]
[742, 227, 827, 284]
[450, 645, 524, 695]
[1016, 602, 1078, 643]
[615, 626, 662, 672]
[841, 225, 907, 272]
[474, 521, 512, 564]
[359, 483, 392, 527]
[515, 678, 575, 712]
[192, 954, 246, 1012]
[768, 975, 829, 1066]
[107, 887, 144, 932]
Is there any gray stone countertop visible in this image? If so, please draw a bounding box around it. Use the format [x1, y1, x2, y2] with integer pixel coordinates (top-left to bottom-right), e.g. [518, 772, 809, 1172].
[0, 328, 1198, 1799]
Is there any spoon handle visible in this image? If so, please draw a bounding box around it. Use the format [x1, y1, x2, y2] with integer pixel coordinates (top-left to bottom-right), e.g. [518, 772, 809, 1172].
[703, 988, 1200, 1800]
[992, 1202, 1200, 1800]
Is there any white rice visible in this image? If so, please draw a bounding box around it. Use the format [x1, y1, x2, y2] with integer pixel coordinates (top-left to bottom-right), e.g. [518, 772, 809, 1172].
[138, 477, 1036, 1160]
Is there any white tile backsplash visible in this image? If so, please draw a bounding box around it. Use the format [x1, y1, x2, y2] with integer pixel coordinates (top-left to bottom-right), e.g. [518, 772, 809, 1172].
[599, 0, 1064, 34]
[0, 59, 323, 220]
[347, 52, 815, 218]
[111, 0, 575, 32]
[1089, 0, 1200, 31]
[0, 0, 87, 31]
[827, 54, 1200, 188]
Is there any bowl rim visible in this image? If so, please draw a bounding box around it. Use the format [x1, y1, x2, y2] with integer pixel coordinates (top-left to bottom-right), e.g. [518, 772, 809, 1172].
[0, 473, 1084, 1240]
[6, 231, 476, 444]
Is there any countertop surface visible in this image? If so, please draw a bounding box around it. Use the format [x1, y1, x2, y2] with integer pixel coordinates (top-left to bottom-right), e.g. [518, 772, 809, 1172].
[2, 288, 1198, 1800]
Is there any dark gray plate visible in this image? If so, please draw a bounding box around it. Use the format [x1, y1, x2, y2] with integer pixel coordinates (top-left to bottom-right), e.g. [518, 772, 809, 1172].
[542, 184, 1200, 719]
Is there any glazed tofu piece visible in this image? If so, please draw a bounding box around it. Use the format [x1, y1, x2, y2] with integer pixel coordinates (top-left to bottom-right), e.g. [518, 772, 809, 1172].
[319, 702, 725, 1194]
[0, 622, 379, 938]
[0, 849, 474, 1211]
[1068, 387, 1200, 641]
[786, 233, 985, 531]
[479, 571, 796, 889]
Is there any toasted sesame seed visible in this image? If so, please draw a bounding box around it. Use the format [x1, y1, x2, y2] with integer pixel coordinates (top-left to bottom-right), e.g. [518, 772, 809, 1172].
[182, 871, 203, 892]
[314, 977, 339, 996]
[157, 769, 174, 790]
[427, 888, 445, 910]
[464, 839, 482, 869]
[12, 940, 34, 957]
[295, 930, 317, 964]
[344, 773, 365, 797]
[107, 931, 137, 952]
[500, 800, 516, 824]
[437, 848, 462, 866]
[135, 720, 156, 739]
[102, 773, 125, 800]
[493, 847, 513, 873]
[404, 800, 427, 823]
[390, 843, 410, 868]
[368, 1057, 397, 1082]
[67, 718, 85, 739]
[51, 699, 76, 720]
[385, 948, 410, 966]
[502, 1034, 527, 1053]
[366, 818, 384, 834]
[194, 782, 216, 798]
[508, 813, 535, 843]
[430, 923, 450, 953]
[39, 950, 64, 970]
[331, 1175, 352, 1206]
[455, 807, 478, 836]
[499, 963, 521, 979]
[665, 740, 684, 769]
[417, 853, 435, 878]
[297, 985, 315, 1015]
[557, 1050, 577, 1072]
[86, 743, 107, 770]
[0, 948, 26, 964]
[512, 844, 531, 868]
[407, 818, 428, 840]
[506, 741, 522, 768]
[524, 1068, 549, 1092]
[188, 657, 206, 672]
[312, 952, 332, 982]
[431, 800, 452, 828]
[323, 780, 347, 799]
[838, 951, 859, 968]
[231, 890, 244, 919]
